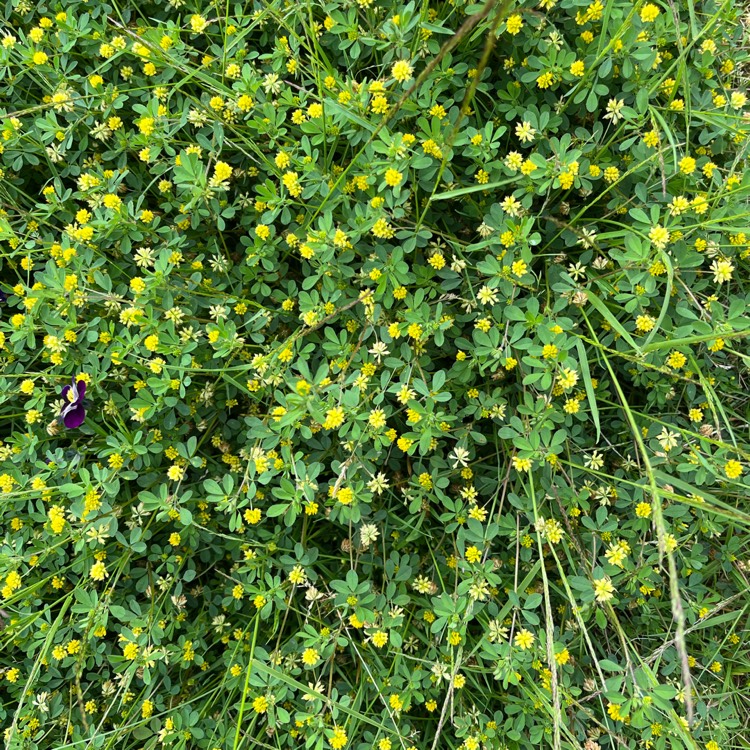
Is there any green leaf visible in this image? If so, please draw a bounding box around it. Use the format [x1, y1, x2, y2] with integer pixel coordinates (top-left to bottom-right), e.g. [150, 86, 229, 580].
[585, 291, 641, 354]
[576, 339, 600, 442]
[432, 176, 517, 201]
[595, 608, 608, 628]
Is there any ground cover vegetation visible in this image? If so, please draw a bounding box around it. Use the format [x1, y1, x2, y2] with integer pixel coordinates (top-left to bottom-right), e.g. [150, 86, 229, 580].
[2, 0, 750, 748]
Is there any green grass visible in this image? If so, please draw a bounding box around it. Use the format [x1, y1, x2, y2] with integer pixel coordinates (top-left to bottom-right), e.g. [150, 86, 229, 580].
[3, 0, 750, 748]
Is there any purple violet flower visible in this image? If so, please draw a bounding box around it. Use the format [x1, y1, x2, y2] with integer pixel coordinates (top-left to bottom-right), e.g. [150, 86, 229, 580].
[60, 377, 87, 429]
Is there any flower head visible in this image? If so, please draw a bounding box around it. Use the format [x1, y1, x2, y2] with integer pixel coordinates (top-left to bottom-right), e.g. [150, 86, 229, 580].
[391, 60, 413, 83]
[593, 576, 615, 603]
[514, 628, 535, 649]
[603, 98, 625, 123]
[60, 377, 87, 429]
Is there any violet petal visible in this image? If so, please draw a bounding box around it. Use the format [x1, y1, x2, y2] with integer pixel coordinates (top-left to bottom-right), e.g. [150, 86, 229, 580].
[63, 404, 86, 429]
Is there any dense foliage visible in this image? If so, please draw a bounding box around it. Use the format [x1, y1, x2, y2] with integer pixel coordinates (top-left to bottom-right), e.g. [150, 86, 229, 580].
[2, 0, 750, 748]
